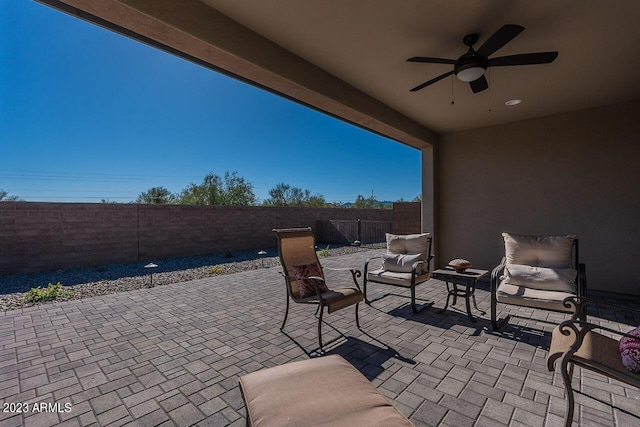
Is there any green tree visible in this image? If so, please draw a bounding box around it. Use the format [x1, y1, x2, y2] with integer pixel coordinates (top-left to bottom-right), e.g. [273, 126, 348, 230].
[136, 186, 176, 204]
[220, 171, 256, 205]
[352, 194, 382, 209]
[0, 190, 20, 202]
[178, 171, 256, 206]
[263, 182, 326, 207]
[413, 194, 422, 202]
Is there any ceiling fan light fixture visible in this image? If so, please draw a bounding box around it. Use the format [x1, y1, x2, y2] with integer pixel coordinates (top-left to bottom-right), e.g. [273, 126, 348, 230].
[455, 66, 485, 82]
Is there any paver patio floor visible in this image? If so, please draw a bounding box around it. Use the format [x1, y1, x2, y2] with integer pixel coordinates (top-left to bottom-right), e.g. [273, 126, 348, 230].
[1, 250, 638, 426]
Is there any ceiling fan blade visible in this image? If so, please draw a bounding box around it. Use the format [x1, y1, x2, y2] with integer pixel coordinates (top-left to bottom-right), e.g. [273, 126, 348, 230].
[407, 56, 456, 64]
[476, 24, 525, 57]
[489, 51, 558, 66]
[469, 75, 488, 93]
[410, 70, 454, 92]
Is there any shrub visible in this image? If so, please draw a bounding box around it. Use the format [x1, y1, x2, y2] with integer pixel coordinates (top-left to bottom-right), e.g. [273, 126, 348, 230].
[317, 245, 331, 257]
[24, 282, 73, 303]
[209, 267, 224, 275]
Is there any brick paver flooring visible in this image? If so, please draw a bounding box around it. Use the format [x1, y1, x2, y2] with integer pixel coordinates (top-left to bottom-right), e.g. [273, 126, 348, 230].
[1, 250, 638, 426]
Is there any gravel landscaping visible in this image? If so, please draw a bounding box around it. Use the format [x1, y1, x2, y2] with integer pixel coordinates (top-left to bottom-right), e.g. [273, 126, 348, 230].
[0, 244, 381, 312]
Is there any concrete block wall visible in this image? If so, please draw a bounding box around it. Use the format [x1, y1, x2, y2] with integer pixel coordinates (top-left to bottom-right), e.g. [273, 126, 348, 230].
[391, 202, 421, 234]
[1, 203, 139, 275]
[0, 202, 394, 275]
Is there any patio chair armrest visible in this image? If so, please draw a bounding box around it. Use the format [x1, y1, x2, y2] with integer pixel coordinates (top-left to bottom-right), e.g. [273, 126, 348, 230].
[364, 256, 381, 274]
[324, 267, 360, 273]
[491, 257, 506, 294]
[280, 272, 328, 298]
[411, 260, 425, 274]
[324, 267, 363, 289]
[426, 253, 435, 272]
[547, 318, 589, 371]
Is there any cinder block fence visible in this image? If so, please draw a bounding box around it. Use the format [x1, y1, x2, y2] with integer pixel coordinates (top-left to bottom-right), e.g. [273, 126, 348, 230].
[0, 202, 421, 275]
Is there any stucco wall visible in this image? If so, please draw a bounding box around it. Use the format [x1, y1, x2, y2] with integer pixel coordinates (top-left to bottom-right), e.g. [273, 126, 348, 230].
[0, 203, 393, 276]
[437, 100, 640, 295]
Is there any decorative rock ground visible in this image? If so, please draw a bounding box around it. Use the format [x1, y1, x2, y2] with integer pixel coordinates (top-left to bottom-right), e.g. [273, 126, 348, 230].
[0, 244, 378, 312]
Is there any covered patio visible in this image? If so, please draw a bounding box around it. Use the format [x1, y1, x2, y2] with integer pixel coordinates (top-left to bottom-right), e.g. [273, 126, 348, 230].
[8, 1, 640, 425]
[1, 250, 639, 426]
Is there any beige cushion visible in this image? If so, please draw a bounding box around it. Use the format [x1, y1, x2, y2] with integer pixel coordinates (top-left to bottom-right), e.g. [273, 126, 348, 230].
[502, 232, 576, 268]
[381, 253, 422, 273]
[239, 355, 415, 427]
[386, 233, 430, 273]
[496, 280, 575, 312]
[503, 264, 576, 292]
[367, 269, 430, 287]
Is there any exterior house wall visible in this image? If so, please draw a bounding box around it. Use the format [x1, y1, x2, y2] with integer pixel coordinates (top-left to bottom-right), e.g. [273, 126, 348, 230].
[0, 203, 394, 275]
[437, 100, 640, 295]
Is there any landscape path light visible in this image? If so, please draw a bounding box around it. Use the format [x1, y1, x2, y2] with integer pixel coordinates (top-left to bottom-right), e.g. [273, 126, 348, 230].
[144, 263, 158, 287]
[258, 250, 267, 268]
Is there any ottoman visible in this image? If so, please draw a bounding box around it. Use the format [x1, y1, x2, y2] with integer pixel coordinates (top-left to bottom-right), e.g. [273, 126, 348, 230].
[238, 355, 414, 427]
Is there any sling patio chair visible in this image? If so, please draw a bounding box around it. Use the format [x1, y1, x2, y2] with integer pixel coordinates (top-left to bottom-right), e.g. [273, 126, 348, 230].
[491, 233, 587, 331]
[274, 227, 364, 348]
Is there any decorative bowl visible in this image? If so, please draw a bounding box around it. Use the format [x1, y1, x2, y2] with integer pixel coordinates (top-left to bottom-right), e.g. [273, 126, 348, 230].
[448, 258, 472, 273]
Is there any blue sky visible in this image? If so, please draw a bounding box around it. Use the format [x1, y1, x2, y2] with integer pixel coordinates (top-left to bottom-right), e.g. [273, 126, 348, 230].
[0, 1, 421, 204]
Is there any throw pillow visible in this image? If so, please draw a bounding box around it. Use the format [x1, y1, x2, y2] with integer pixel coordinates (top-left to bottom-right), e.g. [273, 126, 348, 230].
[385, 233, 430, 272]
[619, 326, 640, 373]
[382, 253, 422, 273]
[292, 262, 327, 298]
[503, 264, 576, 292]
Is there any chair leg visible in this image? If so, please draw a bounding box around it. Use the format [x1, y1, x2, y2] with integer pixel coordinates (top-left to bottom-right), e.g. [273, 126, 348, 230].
[409, 285, 432, 314]
[411, 286, 418, 313]
[318, 305, 324, 349]
[560, 358, 576, 427]
[281, 296, 290, 331]
[490, 291, 509, 331]
[355, 303, 360, 329]
[363, 276, 370, 304]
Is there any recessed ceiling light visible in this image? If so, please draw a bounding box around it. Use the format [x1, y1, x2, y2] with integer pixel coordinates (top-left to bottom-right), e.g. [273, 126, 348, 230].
[505, 99, 522, 106]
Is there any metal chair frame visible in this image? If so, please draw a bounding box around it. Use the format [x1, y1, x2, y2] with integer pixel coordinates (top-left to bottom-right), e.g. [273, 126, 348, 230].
[274, 227, 363, 348]
[363, 236, 434, 314]
[491, 238, 587, 331]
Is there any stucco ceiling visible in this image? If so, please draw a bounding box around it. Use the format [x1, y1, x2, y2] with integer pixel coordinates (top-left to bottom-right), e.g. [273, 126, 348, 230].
[200, 0, 640, 134]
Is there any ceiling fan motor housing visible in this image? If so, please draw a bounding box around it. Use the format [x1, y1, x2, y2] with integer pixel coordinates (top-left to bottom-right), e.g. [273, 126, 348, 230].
[454, 53, 488, 82]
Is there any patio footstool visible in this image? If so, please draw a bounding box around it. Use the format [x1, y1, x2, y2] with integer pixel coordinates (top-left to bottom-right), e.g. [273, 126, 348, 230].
[238, 355, 414, 427]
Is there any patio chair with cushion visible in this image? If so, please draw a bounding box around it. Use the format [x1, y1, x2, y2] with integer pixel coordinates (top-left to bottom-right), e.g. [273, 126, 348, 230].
[491, 233, 587, 331]
[547, 297, 640, 427]
[274, 227, 364, 348]
[363, 233, 434, 313]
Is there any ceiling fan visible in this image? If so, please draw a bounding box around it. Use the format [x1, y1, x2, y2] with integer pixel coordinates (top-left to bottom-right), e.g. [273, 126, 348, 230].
[407, 24, 558, 93]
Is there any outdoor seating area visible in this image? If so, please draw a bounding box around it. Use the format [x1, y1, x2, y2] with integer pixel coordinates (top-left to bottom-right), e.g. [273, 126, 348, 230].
[1, 249, 638, 426]
[4, 2, 639, 427]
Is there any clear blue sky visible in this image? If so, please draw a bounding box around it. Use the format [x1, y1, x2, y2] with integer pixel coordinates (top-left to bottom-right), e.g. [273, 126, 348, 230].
[0, 1, 421, 204]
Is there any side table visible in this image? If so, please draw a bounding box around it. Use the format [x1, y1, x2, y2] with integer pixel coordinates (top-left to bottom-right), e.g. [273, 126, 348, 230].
[432, 267, 488, 322]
